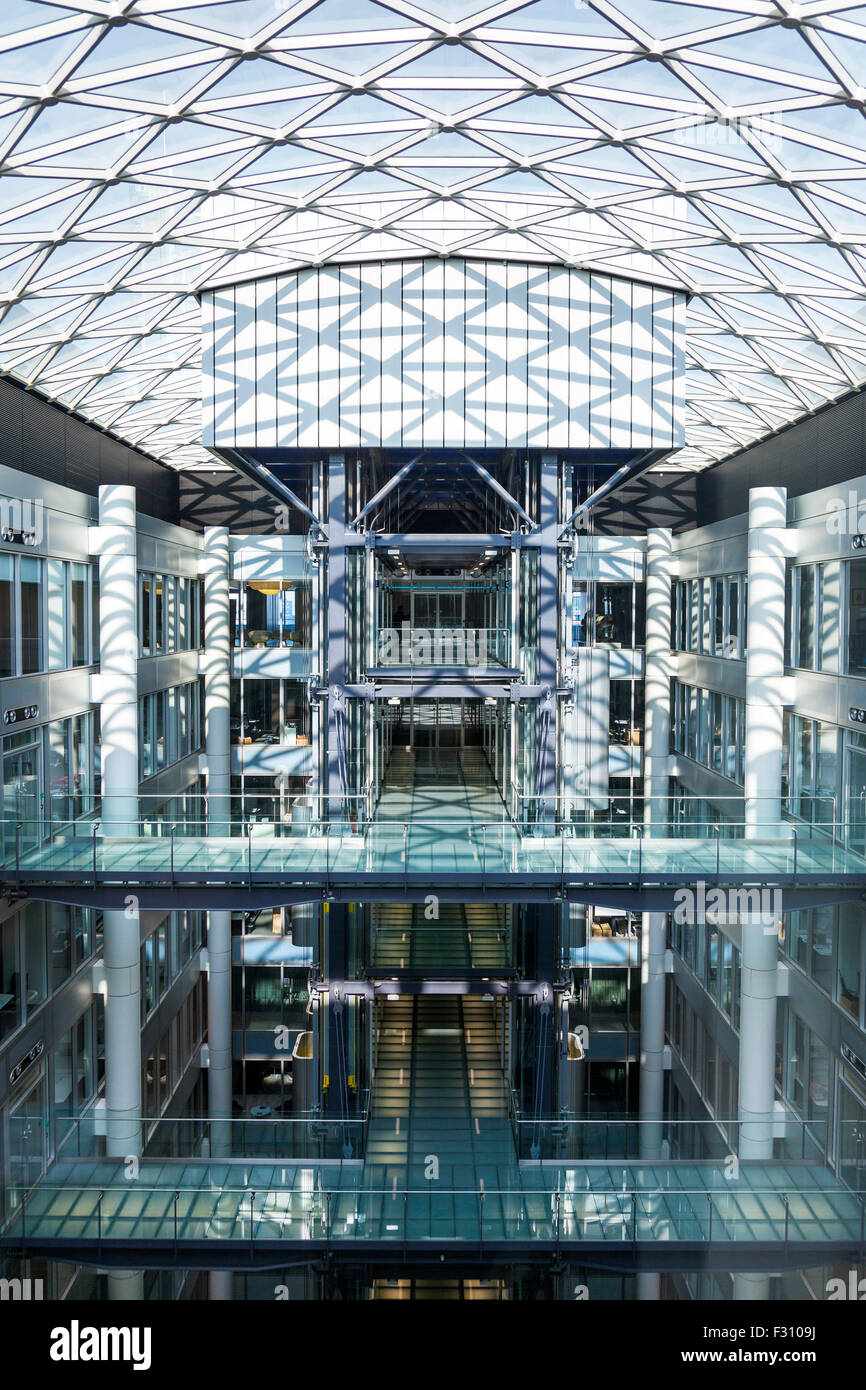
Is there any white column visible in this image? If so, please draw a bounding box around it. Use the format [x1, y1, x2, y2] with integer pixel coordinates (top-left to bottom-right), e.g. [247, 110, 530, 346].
[640, 528, 674, 1161]
[202, 527, 232, 1151]
[96, 485, 142, 1159]
[739, 488, 787, 1165]
[107, 1269, 145, 1300]
[744, 486, 787, 830]
[202, 526, 231, 825]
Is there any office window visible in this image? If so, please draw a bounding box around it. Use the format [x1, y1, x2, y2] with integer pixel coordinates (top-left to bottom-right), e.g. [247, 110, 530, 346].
[71, 713, 94, 818]
[155, 576, 166, 652]
[847, 557, 866, 675]
[91, 568, 99, 663]
[23, 901, 47, 1012]
[55, 1026, 74, 1144]
[0, 553, 12, 676]
[837, 905, 864, 1025]
[20, 555, 42, 673]
[46, 558, 67, 670]
[48, 720, 70, 823]
[75, 1010, 96, 1111]
[49, 903, 72, 990]
[818, 562, 840, 673]
[0, 915, 20, 1041]
[575, 582, 644, 648]
[141, 694, 153, 779]
[727, 578, 739, 657]
[140, 574, 151, 655]
[70, 562, 89, 665]
[674, 575, 745, 657]
[713, 577, 724, 654]
[784, 714, 840, 825]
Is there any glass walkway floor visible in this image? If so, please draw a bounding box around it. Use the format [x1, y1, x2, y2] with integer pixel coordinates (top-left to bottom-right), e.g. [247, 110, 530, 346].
[6, 823, 865, 893]
[5, 1159, 863, 1260]
[4, 749, 865, 898]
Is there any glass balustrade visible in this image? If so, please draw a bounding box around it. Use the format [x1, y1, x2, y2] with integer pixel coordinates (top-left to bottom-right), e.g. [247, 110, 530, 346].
[8, 1165, 863, 1250]
[375, 625, 511, 668]
[3, 797, 866, 884]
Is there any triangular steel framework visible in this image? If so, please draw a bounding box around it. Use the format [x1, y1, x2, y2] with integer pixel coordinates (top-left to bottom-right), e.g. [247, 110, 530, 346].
[1, 0, 866, 471]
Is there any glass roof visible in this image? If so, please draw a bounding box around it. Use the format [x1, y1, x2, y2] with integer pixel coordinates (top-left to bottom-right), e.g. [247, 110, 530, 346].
[2, 0, 866, 470]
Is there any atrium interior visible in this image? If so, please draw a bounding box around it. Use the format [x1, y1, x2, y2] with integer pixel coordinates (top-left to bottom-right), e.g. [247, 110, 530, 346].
[1, 0, 866, 1308]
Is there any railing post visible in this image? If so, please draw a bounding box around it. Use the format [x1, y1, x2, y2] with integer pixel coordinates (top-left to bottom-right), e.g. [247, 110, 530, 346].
[15, 822, 21, 895]
[631, 1190, 637, 1247]
[174, 1190, 179, 1253]
[249, 1190, 256, 1250]
[403, 821, 408, 897]
[482, 823, 487, 886]
[791, 826, 798, 884]
[714, 823, 720, 881]
[247, 822, 253, 893]
[560, 819, 565, 894]
[637, 825, 643, 885]
[783, 1191, 789, 1247]
[707, 1192, 713, 1243]
[170, 823, 175, 886]
[91, 821, 99, 888]
[98, 1190, 104, 1252]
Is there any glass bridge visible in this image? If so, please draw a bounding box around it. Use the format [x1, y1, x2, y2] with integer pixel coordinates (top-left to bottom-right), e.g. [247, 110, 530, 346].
[5, 815, 865, 897]
[5, 1156, 863, 1263]
[5, 748, 864, 899]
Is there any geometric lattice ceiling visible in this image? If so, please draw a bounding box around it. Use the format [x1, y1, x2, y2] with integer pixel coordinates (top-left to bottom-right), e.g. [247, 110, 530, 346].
[2, 0, 866, 470]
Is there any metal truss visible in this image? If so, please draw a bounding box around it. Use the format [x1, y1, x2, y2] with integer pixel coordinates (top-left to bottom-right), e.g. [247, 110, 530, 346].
[1, 1, 866, 469]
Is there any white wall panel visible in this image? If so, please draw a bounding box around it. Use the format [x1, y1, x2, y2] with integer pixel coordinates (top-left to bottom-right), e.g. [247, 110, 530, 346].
[201, 290, 216, 447]
[295, 269, 320, 448]
[442, 258, 466, 446]
[462, 260, 488, 448]
[338, 267, 362, 446]
[609, 277, 632, 450]
[421, 259, 445, 447]
[630, 280, 655, 449]
[203, 257, 686, 451]
[358, 262, 382, 447]
[588, 275, 613, 448]
[400, 260, 426, 446]
[276, 273, 301, 446]
[315, 267, 342, 446]
[545, 266, 570, 449]
[482, 261, 508, 448]
[568, 272, 591, 449]
[233, 280, 257, 446]
[525, 265, 551, 448]
[506, 262, 530, 448]
[380, 261, 404, 448]
[209, 289, 237, 447]
[255, 277, 278, 443]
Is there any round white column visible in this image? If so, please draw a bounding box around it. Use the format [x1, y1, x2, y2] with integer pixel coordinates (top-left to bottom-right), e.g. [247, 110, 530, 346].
[739, 486, 787, 1165]
[97, 485, 142, 1159]
[640, 528, 674, 1159]
[202, 527, 232, 1154]
[744, 486, 787, 831]
[202, 526, 231, 825]
[107, 1270, 145, 1300]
